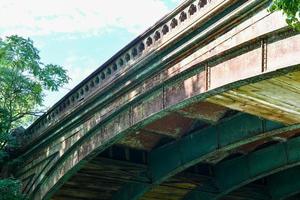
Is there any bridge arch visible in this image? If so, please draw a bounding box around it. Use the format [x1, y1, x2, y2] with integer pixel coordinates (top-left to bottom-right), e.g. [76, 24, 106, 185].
[182, 136, 300, 199]
[12, 0, 300, 199]
[111, 116, 300, 200]
[111, 113, 286, 200]
[267, 166, 300, 200]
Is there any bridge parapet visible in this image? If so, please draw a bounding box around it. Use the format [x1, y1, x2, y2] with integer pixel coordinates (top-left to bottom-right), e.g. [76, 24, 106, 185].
[25, 0, 220, 147]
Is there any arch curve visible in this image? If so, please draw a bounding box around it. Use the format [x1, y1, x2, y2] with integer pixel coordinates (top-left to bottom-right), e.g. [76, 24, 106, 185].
[267, 166, 300, 200]
[184, 136, 300, 200]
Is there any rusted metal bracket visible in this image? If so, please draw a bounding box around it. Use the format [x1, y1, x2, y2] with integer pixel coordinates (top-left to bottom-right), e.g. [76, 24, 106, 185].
[205, 63, 211, 91]
[261, 38, 268, 72]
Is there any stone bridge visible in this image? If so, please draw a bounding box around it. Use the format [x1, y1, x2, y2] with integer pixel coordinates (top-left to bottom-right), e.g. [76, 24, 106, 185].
[15, 0, 300, 199]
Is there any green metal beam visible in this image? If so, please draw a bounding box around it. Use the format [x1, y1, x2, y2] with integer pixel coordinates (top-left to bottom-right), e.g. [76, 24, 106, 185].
[112, 113, 285, 200]
[267, 165, 300, 199]
[224, 184, 271, 200]
[185, 135, 300, 200]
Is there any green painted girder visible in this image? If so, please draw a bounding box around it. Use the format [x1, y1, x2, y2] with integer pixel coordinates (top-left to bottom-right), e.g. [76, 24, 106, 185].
[267, 165, 300, 199]
[112, 113, 287, 200]
[225, 185, 271, 200]
[184, 135, 300, 200]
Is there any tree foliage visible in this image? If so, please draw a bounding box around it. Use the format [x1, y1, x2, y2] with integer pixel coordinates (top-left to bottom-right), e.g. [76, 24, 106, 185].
[0, 35, 70, 138]
[0, 35, 69, 199]
[0, 179, 24, 200]
[270, 0, 300, 30]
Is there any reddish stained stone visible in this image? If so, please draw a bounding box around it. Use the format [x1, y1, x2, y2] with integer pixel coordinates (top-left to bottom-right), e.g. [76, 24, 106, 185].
[178, 101, 228, 123]
[144, 112, 194, 138]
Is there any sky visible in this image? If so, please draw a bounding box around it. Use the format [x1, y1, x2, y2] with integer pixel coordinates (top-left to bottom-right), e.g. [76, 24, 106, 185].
[0, 0, 182, 109]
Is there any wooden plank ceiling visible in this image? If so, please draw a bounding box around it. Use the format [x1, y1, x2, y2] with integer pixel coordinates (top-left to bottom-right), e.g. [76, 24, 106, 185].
[207, 71, 300, 125]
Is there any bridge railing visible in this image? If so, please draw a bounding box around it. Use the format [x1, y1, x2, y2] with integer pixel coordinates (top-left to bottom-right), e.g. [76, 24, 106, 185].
[26, 0, 214, 146]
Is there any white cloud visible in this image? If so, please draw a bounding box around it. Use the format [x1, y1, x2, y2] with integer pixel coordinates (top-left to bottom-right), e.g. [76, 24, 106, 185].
[171, 0, 183, 4]
[0, 0, 170, 37]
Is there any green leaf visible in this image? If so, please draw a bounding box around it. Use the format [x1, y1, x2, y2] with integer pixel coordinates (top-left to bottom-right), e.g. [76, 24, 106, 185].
[0, 179, 25, 200]
[269, 0, 300, 31]
[0, 35, 69, 141]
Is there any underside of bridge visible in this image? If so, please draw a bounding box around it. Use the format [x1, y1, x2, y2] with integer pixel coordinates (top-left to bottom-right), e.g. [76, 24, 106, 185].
[15, 0, 300, 200]
[51, 49, 300, 199]
[51, 98, 300, 200]
[49, 60, 300, 200]
[51, 70, 300, 200]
